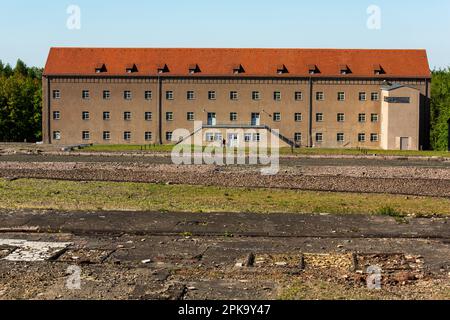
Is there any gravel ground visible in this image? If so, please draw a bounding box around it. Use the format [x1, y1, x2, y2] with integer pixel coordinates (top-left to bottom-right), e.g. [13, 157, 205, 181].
[0, 161, 449, 197]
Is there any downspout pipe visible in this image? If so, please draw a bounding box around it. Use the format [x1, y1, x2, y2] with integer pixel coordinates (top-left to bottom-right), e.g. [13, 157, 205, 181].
[308, 77, 313, 148]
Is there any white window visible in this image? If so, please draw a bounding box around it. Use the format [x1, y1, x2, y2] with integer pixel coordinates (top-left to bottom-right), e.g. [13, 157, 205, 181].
[205, 133, 215, 142]
[82, 111, 90, 120]
[371, 114, 379, 123]
[359, 92, 367, 101]
[53, 131, 61, 140]
[230, 91, 238, 101]
[145, 91, 152, 100]
[253, 133, 261, 142]
[103, 90, 111, 100]
[215, 133, 222, 141]
[82, 131, 90, 140]
[274, 91, 281, 101]
[166, 132, 173, 141]
[252, 91, 261, 101]
[124, 112, 132, 121]
[166, 91, 174, 100]
[338, 92, 345, 101]
[294, 133, 302, 142]
[273, 113, 281, 122]
[230, 112, 238, 121]
[166, 112, 173, 121]
[358, 113, 366, 123]
[371, 92, 379, 101]
[103, 112, 110, 121]
[371, 133, 379, 142]
[145, 132, 153, 141]
[53, 90, 61, 99]
[337, 113, 345, 122]
[53, 111, 60, 120]
[145, 112, 152, 121]
[187, 91, 195, 100]
[316, 133, 323, 142]
[337, 133, 345, 142]
[124, 91, 132, 100]
[208, 91, 216, 100]
[82, 90, 90, 99]
[316, 92, 324, 101]
[187, 112, 195, 121]
[316, 113, 324, 122]
[295, 113, 303, 122]
[124, 132, 131, 141]
[244, 134, 252, 142]
[358, 133, 366, 142]
[103, 131, 111, 141]
[295, 92, 303, 101]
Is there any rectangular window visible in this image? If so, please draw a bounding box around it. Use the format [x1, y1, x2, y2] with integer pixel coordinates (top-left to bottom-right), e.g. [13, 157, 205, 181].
[103, 90, 111, 100]
[124, 131, 131, 141]
[253, 133, 261, 142]
[230, 91, 238, 101]
[208, 91, 216, 100]
[274, 91, 281, 101]
[337, 92, 345, 101]
[82, 111, 90, 120]
[205, 133, 215, 142]
[358, 133, 366, 142]
[166, 91, 174, 100]
[166, 132, 173, 141]
[53, 131, 61, 140]
[103, 112, 110, 121]
[145, 112, 153, 121]
[359, 92, 367, 101]
[294, 133, 302, 142]
[371, 114, 379, 123]
[337, 113, 345, 122]
[316, 133, 323, 143]
[273, 113, 281, 122]
[295, 92, 303, 101]
[53, 111, 60, 120]
[82, 90, 90, 100]
[166, 112, 173, 121]
[244, 133, 252, 142]
[124, 112, 132, 121]
[187, 112, 195, 121]
[215, 133, 222, 142]
[371, 133, 379, 142]
[358, 113, 366, 123]
[187, 91, 195, 100]
[384, 97, 411, 104]
[145, 91, 152, 100]
[230, 112, 238, 121]
[145, 132, 153, 141]
[252, 91, 261, 101]
[337, 133, 345, 142]
[316, 92, 324, 101]
[295, 113, 303, 122]
[82, 131, 90, 140]
[371, 92, 379, 101]
[316, 113, 324, 122]
[124, 91, 132, 100]
[53, 90, 61, 99]
[103, 131, 111, 141]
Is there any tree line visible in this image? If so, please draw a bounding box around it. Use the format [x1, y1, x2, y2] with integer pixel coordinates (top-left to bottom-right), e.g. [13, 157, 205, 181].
[0, 59, 449, 150]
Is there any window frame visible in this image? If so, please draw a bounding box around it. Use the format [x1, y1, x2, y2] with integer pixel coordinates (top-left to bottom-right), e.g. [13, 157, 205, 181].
[316, 92, 324, 101]
[208, 91, 217, 100]
[252, 91, 261, 101]
[53, 90, 61, 99]
[82, 131, 90, 141]
[359, 92, 367, 101]
[316, 113, 324, 122]
[123, 131, 132, 141]
[103, 90, 111, 100]
[53, 111, 60, 120]
[124, 91, 132, 100]
[337, 113, 345, 122]
[295, 113, 303, 122]
[166, 112, 174, 121]
[103, 111, 111, 121]
[230, 112, 238, 122]
[337, 92, 345, 101]
[144, 91, 153, 100]
[53, 131, 61, 140]
[103, 131, 111, 141]
[187, 112, 195, 121]
[82, 111, 90, 121]
[145, 112, 153, 121]
[295, 92, 303, 101]
[166, 91, 174, 100]
[124, 111, 132, 121]
[82, 90, 90, 100]
[145, 132, 153, 141]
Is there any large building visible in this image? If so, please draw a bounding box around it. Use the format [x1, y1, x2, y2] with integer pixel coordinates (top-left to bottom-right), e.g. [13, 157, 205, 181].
[42, 48, 431, 150]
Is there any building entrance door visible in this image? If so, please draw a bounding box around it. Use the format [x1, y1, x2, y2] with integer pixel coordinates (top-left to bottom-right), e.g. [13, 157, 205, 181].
[400, 137, 410, 150]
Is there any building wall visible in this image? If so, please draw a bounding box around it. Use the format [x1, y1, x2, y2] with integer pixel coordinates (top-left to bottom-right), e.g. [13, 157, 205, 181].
[43, 77, 429, 149]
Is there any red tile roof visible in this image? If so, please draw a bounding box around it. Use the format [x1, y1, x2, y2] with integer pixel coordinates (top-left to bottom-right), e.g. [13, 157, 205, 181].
[43, 48, 431, 78]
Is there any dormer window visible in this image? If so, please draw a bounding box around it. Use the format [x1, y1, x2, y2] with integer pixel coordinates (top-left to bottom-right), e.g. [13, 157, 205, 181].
[339, 65, 352, 75]
[95, 63, 107, 73]
[277, 65, 289, 74]
[157, 64, 169, 74]
[189, 64, 201, 74]
[126, 64, 138, 73]
[373, 64, 385, 75]
[308, 64, 320, 75]
[232, 64, 245, 74]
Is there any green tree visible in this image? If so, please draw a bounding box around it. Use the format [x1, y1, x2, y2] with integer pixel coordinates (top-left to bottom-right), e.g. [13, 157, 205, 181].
[430, 68, 450, 151]
[14, 59, 28, 77]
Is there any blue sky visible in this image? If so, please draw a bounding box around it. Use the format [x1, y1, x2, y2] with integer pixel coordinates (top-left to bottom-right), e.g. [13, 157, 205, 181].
[1, 0, 449, 68]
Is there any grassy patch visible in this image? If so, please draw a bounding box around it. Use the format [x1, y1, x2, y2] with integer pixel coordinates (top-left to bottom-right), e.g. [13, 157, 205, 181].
[0, 178, 449, 216]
